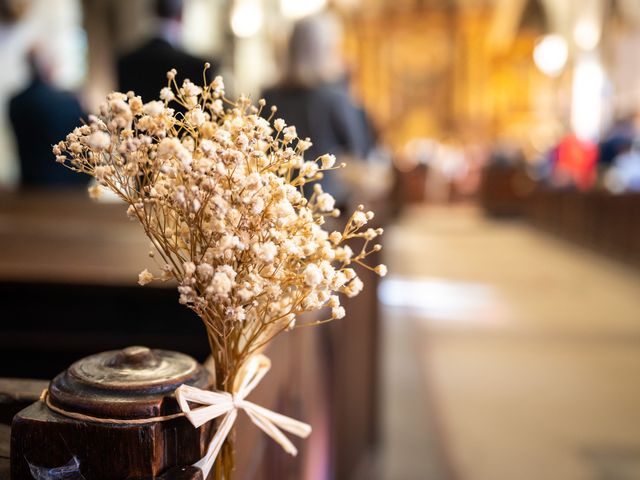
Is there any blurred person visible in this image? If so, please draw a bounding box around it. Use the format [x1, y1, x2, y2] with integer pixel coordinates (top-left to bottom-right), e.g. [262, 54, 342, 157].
[487, 140, 525, 169]
[262, 12, 372, 207]
[604, 140, 640, 193]
[550, 133, 598, 191]
[598, 113, 637, 168]
[9, 49, 87, 188]
[117, 0, 216, 103]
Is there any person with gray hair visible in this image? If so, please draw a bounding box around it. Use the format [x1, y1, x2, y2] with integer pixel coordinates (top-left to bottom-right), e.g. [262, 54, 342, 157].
[262, 12, 373, 207]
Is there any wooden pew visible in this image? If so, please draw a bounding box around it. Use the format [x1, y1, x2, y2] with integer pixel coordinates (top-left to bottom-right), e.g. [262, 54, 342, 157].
[479, 167, 640, 269]
[521, 188, 640, 269]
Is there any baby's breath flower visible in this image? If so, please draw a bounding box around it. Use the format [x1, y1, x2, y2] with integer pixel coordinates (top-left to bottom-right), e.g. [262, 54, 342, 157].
[129, 96, 143, 115]
[183, 261, 196, 276]
[374, 264, 388, 277]
[364, 228, 378, 240]
[343, 277, 364, 297]
[160, 87, 175, 102]
[197, 263, 213, 280]
[186, 106, 206, 126]
[181, 79, 202, 97]
[85, 131, 110, 150]
[283, 126, 297, 143]
[303, 264, 323, 287]
[331, 306, 346, 319]
[143, 101, 164, 117]
[320, 154, 336, 169]
[254, 242, 277, 263]
[352, 211, 368, 227]
[274, 118, 286, 131]
[284, 314, 296, 331]
[316, 193, 335, 212]
[88, 184, 102, 199]
[126, 204, 138, 220]
[138, 269, 154, 285]
[335, 246, 353, 263]
[328, 295, 340, 308]
[160, 264, 173, 281]
[329, 231, 342, 244]
[300, 161, 318, 178]
[211, 99, 224, 114]
[211, 75, 224, 93]
[209, 270, 233, 296]
[93, 165, 110, 181]
[343, 268, 356, 280]
[297, 138, 312, 151]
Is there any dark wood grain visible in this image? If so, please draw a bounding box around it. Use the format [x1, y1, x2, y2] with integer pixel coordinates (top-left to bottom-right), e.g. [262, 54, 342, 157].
[0, 378, 47, 425]
[11, 402, 207, 479]
[0, 424, 9, 480]
[0, 423, 9, 457]
[11, 347, 213, 480]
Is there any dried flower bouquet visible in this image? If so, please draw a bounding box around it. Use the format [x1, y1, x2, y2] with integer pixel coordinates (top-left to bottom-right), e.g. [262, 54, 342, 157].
[54, 64, 386, 479]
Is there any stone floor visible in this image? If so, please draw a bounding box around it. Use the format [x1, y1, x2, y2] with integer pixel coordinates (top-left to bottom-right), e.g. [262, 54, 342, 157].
[378, 205, 640, 480]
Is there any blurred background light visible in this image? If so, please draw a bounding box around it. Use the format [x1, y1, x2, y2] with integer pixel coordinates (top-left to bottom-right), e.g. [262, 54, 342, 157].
[533, 34, 568, 77]
[230, 0, 263, 38]
[183, 0, 220, 55]
[279, 0, 327, 20]
[571, 56, 605, 140]
[573, 18, 601, 51]
[378, 276, 508, 325]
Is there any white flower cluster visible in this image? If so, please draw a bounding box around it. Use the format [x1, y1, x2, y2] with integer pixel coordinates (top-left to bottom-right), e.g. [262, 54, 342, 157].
[54, 65, 386, 371]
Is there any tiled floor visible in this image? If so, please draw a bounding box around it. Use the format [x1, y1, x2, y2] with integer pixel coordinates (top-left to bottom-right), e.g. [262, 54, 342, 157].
[379, 205, 640, 480]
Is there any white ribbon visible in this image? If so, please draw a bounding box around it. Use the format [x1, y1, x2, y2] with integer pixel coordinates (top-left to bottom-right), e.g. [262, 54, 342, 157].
[175, 354, 312, 479]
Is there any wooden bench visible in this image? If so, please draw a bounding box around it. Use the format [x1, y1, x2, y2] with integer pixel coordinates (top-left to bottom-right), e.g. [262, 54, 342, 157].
[522, 189, 640, 268]
[479, 169, 640, 268]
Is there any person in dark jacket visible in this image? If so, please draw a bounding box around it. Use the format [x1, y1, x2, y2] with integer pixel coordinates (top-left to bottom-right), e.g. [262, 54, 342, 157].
[117, 0, 216, 102]
[262, 13, 372, 206]
[9, 55, 87, 188]
[598, 114, 636, 168]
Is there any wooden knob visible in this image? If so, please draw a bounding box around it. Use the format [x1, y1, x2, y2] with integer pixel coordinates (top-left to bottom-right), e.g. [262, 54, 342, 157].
[121, 346, 153, 364]
[106, 345, 158, 369]
[49, 348, 211, 420]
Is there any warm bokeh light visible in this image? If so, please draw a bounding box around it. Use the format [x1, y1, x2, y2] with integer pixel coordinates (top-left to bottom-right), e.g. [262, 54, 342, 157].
[279, 0, 327, 20]
[533, 34, 568, 77]
[573, 18, 601, 51]
[230, 0, 263, 38]
[572, 56, 605, 140]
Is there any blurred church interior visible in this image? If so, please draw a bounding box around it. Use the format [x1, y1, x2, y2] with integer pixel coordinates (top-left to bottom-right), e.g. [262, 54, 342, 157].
[1, 0, 640, 479]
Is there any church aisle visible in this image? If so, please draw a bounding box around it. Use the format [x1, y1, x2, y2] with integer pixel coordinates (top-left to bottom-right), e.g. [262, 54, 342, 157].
[380, 205, 640, 480]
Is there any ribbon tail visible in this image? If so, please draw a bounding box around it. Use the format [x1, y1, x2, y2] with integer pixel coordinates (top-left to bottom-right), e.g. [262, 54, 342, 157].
[194, 409, 238, 479]
[244, 407, 299, 456]
[244, 400, 312, 438]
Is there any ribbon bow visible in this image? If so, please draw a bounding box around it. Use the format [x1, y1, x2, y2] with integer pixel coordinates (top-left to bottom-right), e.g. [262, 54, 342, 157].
[175, 354, 312, 479]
